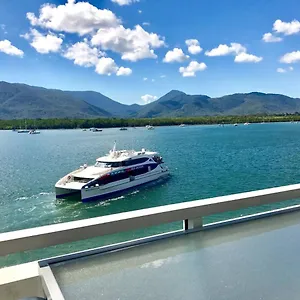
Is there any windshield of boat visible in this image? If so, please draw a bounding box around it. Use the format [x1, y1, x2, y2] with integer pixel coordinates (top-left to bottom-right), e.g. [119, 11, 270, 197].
[95, 161, 123, 168]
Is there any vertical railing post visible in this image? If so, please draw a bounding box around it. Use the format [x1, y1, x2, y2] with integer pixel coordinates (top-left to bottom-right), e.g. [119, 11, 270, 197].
[183, 217, 203, 231]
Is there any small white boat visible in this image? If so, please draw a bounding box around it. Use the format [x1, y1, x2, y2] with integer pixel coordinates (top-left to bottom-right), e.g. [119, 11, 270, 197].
[244, 122, 250, 126]
[146, 125, 155, 130]
[18, 129, 30, 133]
[234, 123, 238, 127]
[92, 128, 102, 132]
[29, 129, 40, 134]
[18, 119, 30, 133]
[179, 124, 186, 127]
[55, 143, 169, 202]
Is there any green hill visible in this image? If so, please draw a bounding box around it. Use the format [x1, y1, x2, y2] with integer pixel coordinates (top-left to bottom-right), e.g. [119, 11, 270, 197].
[65, 91, 140, 117]
[137, 90, 300, 117]
[0, 81, 111, 119]
[1, 81, 300, 119]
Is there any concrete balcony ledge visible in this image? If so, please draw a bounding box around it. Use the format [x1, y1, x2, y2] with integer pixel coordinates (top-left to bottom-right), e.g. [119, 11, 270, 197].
[0, 262, 45, 300]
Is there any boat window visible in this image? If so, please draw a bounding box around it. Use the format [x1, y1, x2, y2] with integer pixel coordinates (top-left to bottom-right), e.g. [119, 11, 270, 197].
[99, 171, 129, 185]
[95, 161, 123, 168]
[123, 157, 149, 166]
[129, 164, 157, 176]
[130, 166, 148, 176]
[153, 156, 163, 164]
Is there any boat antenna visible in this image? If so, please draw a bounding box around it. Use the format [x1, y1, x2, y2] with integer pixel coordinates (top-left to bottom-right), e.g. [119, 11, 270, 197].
[112, 140, 116, 153]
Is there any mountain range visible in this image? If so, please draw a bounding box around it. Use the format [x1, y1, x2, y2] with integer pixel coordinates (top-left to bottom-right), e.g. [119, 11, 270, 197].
[1, 81, 300, 119]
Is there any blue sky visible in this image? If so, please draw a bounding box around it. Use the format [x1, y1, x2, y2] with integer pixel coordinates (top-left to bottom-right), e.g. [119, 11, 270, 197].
[0, 0, 300, 105]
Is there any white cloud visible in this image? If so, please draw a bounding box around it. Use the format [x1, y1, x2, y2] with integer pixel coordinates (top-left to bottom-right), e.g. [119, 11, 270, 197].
[121, 47, 157, 61]
[151, 79, 155, 82]
[160, 74, 166, 78]
[273, 19, 300, 35]
[277, 66, 293, 73]
[185, 39, 202, 55]
[138, 10, 142, 14]
[234, 52, 262, 63]
[0, 40, 24, 57]
[141, 94, 158, 104]
[280, 51, 300, 64]
[143, 77, 148, 81]
[205, 43, 246, 56]
[205, 42, 262, 63]
[27, 0, 120, 36]
[23, 29, 63, 54]
[262, 32, 282, 43]
[142, 22, 150, 26]
[163, 48, 189, 63]
[179, 60, 207, 77]
[91, 25, 165, 62]
[94, 57, 131, 76]
[0, 24, 7, 34]
[111, 0, 139, 5]
[20, 32, 30, 40]
[63, 40, 104, 67]
[95, 57, 118, 75]
[277, 68, 286, 73]
[116, 66, 132, 76]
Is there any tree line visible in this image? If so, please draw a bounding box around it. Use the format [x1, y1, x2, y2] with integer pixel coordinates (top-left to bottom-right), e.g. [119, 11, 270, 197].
[1, 115, 300, 130]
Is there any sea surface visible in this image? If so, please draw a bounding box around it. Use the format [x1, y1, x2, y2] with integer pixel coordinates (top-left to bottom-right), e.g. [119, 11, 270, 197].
[1, 123, 300, 266]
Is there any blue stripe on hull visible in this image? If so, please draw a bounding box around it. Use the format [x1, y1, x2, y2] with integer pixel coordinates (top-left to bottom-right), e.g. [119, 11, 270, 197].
[82, 176, 169, 203]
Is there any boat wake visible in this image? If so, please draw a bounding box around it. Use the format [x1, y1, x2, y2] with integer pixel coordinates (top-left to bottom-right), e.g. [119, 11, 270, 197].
[15, 191, 55, 202]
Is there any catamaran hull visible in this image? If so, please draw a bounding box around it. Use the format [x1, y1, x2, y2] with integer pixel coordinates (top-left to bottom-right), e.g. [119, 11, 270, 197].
[81, 169, 169, 202]
[55, 169, 169, 202]
[55, 187, 81, 199]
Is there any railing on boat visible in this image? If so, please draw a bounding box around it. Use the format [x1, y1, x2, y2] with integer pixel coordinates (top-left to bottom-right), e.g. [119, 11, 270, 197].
[2, 183, 300, 257]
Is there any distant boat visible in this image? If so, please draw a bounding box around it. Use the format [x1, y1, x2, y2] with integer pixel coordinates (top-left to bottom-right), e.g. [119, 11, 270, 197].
[18, 119, 30, 133]
[244, 122, 250, 126]
[146, 125, 154, 130]
[29, 120, 40, 134]
[234, 123, 238, 127]
[92, 128, 102, 132]
[179, 124, 186, 127]
[82, 129, 87, 131]
[120, 127, 128, 131]
[29, 129, 40, 134]
[18, 129, 30, 133]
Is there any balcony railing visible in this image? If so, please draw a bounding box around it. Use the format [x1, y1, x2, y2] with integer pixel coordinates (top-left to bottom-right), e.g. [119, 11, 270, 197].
[2, 183, 300, 257]
[2, 183, 300, 300]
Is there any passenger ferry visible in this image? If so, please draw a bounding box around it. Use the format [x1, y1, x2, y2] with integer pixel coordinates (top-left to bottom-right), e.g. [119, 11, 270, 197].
[55, 143, 169, 202]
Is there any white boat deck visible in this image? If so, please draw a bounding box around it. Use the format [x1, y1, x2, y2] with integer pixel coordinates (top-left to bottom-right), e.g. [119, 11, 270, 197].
[73, 166, 107, 178]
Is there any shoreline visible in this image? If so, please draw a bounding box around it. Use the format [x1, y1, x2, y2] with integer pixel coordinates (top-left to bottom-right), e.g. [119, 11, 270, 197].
[1, 115, 300, 130]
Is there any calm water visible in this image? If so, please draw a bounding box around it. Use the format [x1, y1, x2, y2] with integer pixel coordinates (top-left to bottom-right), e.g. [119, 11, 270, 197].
[1, 123, 300, 265]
